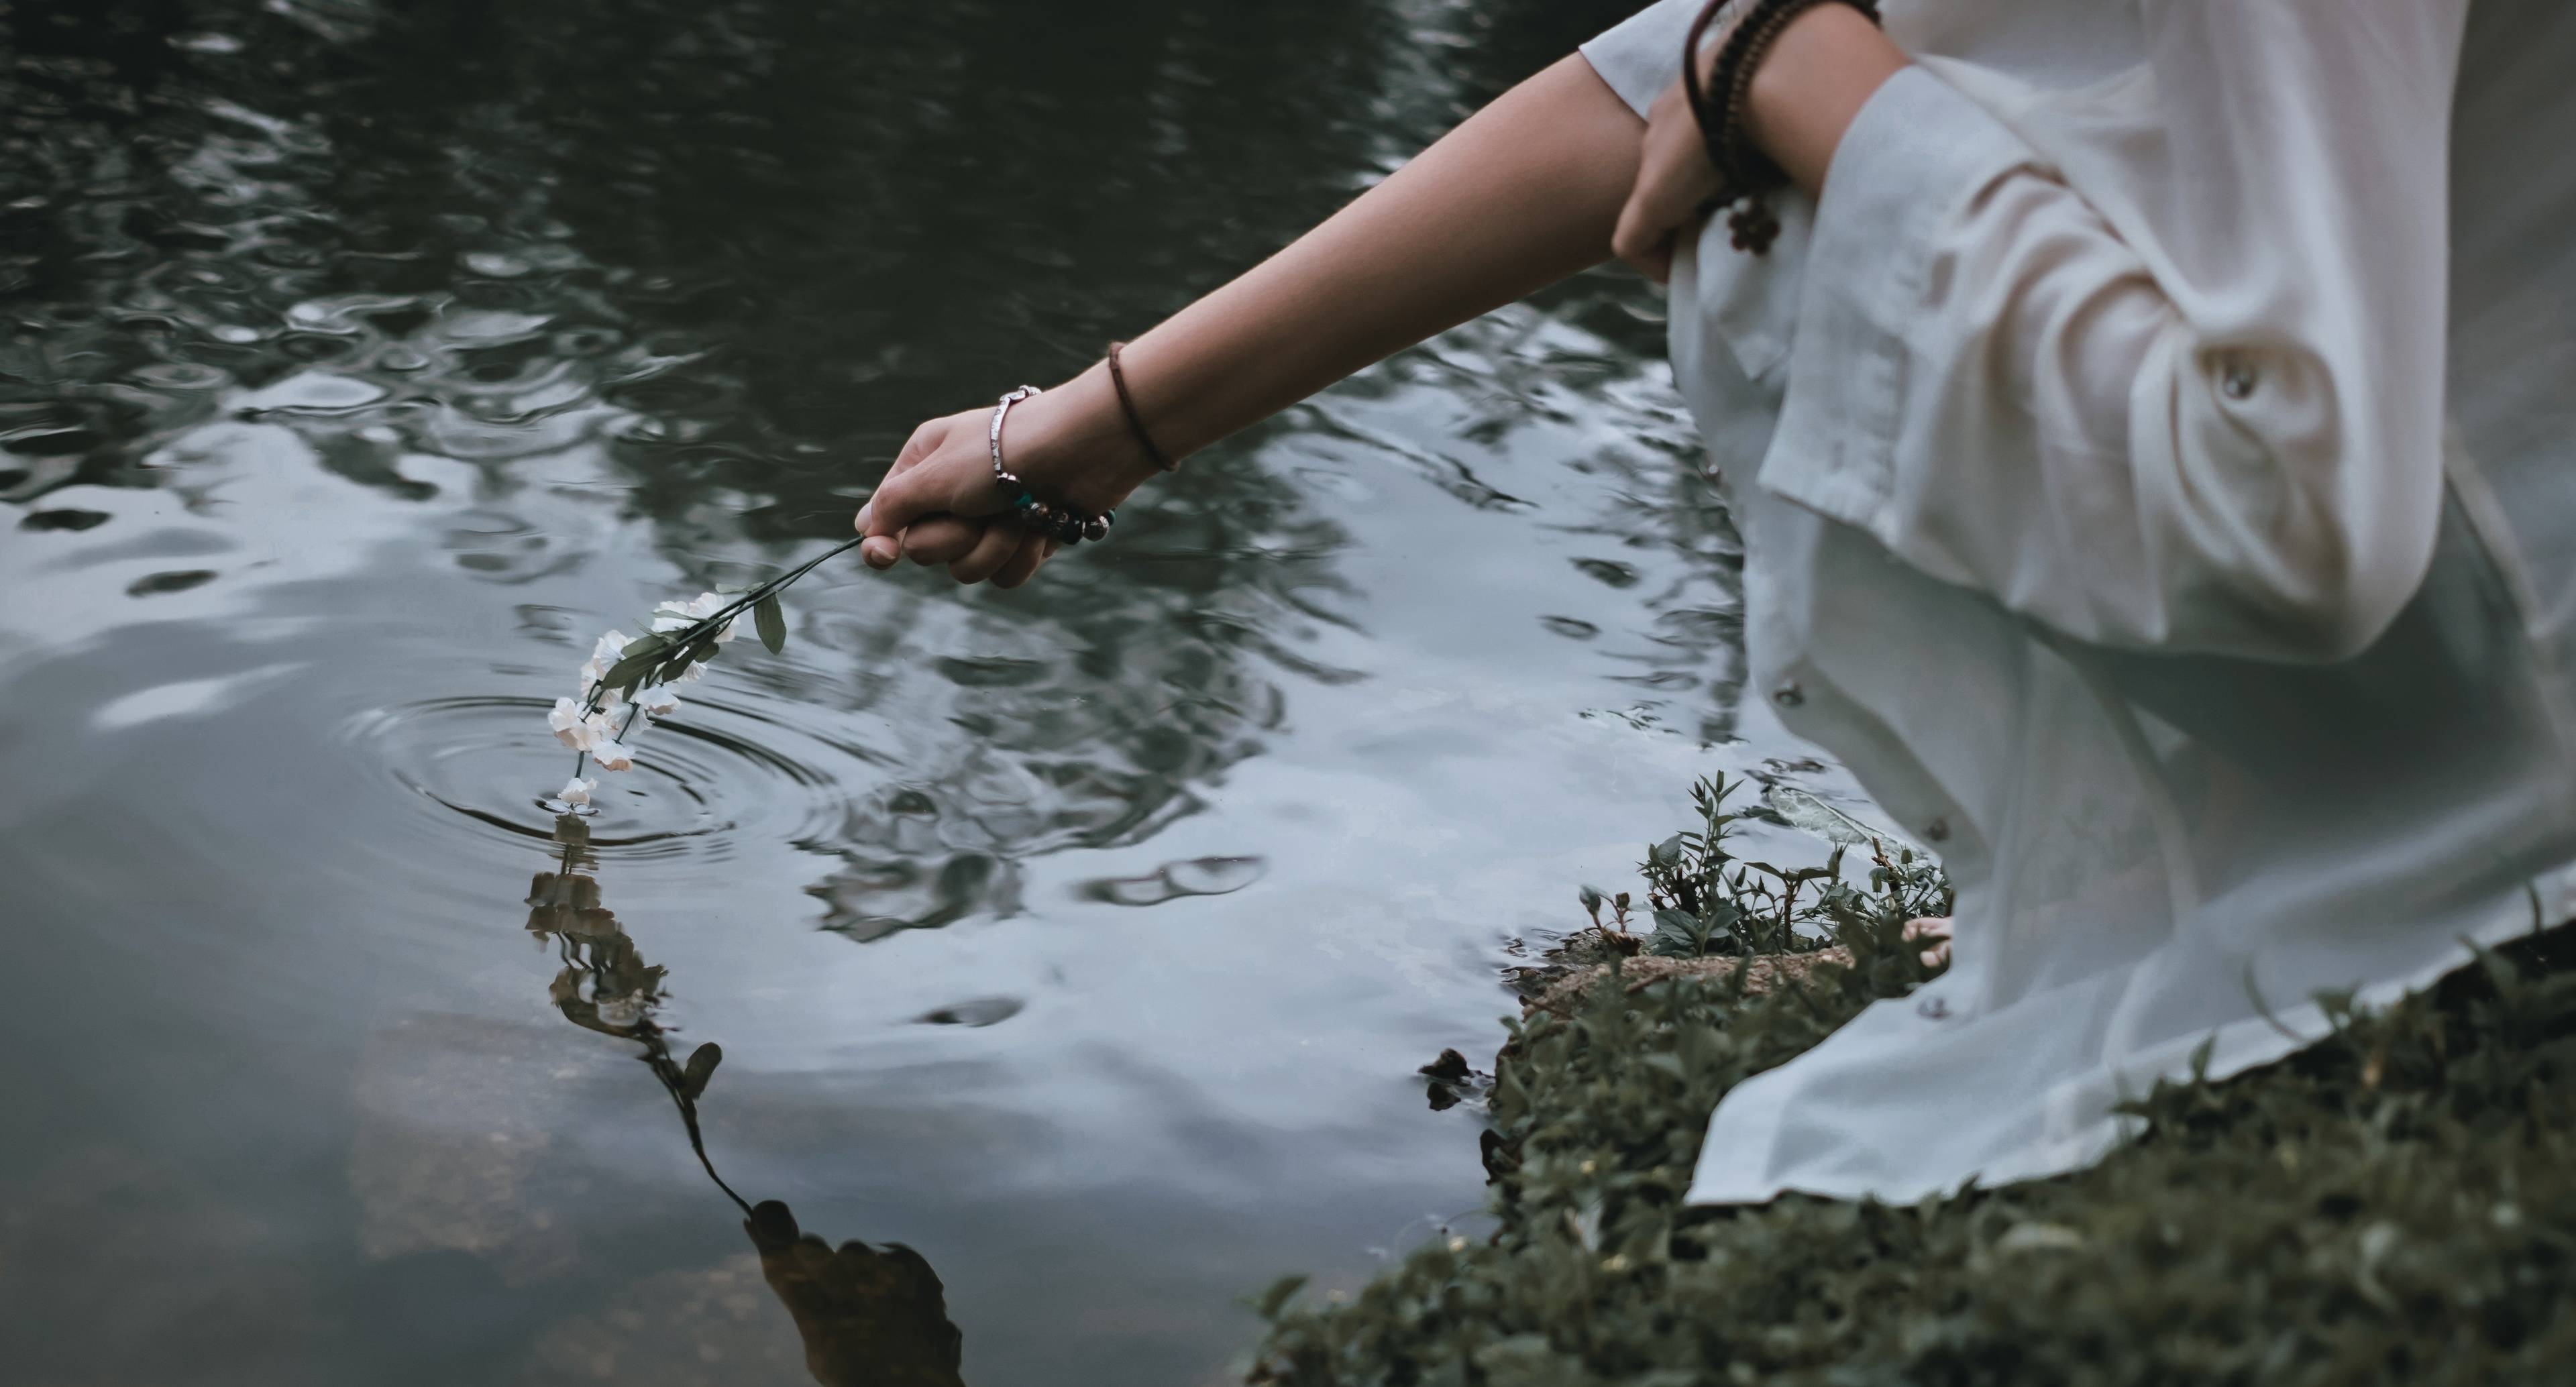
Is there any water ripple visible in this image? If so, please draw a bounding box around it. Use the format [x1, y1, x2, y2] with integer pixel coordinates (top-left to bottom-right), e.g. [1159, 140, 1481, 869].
[341, 694, 855, 863]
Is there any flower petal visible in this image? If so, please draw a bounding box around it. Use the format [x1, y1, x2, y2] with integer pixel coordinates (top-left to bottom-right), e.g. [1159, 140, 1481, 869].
[548, 697, 594, 750]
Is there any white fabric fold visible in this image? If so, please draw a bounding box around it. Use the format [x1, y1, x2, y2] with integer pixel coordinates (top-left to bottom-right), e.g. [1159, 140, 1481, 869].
[1576, 0, 2576, 1205]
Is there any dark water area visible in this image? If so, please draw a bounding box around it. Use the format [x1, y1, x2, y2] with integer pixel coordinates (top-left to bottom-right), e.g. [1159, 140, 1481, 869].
[0, 1, 1866, 1382]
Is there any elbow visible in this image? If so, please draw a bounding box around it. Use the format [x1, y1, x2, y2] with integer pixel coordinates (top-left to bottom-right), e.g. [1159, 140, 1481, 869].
[2141, 333, 2441, 663]
[2174, 494, 2434, 664]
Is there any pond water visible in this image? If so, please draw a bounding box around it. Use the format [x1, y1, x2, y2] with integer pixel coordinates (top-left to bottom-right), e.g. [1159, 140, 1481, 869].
[0, 2, 1868, 1382]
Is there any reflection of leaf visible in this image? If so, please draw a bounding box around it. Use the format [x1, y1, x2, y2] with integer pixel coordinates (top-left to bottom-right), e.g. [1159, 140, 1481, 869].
[755, 592, 786, 654]
[1766, 785, 1915, 852]
[681, 1041, 722, 1099]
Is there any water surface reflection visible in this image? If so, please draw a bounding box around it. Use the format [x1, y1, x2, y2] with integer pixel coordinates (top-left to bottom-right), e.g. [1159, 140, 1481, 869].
[0, 1, 1874, 1381]
[530, 812, 968, 1384]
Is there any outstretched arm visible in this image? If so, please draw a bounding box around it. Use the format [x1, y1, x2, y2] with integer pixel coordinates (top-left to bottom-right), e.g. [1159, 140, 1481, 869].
[856, 51, 1648, 584]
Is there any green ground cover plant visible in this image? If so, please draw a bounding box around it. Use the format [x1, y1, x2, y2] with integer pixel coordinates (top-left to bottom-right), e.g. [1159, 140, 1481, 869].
[1248, 780, 2576, 1386]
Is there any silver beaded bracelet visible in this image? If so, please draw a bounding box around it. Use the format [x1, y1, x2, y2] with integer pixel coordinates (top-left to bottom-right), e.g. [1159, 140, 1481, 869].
[987, 384, 1114, 545]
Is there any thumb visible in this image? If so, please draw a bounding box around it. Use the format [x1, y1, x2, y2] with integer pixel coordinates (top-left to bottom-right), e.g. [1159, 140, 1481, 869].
[853, 502, 899, 571]
[857, 475, 934, 570]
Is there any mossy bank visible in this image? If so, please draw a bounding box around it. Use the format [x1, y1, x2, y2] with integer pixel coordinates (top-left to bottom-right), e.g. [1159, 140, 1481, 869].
[1246, 779, 2576, 1385]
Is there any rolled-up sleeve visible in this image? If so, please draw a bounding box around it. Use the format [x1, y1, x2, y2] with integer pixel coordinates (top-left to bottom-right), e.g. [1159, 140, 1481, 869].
[1580, 0, 1698, 120]
[1759, 3, 2469, 661]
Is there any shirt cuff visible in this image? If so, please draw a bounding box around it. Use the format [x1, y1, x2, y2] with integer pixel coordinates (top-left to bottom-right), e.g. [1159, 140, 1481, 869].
[1579, 0, 1699, 119]
[1755, 64, 2040, 539]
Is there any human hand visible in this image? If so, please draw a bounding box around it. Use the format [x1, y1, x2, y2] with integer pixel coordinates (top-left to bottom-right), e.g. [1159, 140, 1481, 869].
[884, 512, 1058, 590]
[1611, 75, 1723, 285]
[1613, 5, 1909, 284]
[855, 366, 1161, 588]
[1611, 0, 1750, 286]
[852, 408, 1050, 588]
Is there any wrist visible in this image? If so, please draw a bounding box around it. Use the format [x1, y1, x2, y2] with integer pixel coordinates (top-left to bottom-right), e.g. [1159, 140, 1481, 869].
[1742, 5, 1907, 195]
[1006, 364, 1161, 516]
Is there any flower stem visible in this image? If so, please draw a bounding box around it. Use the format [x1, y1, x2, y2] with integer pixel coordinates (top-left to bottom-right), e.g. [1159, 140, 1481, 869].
[564, 537, 867, 787]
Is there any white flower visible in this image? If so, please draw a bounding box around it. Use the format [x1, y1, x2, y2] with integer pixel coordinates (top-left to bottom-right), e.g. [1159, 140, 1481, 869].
[581, 709, 621, 746]
[712, 617, 737, 644]
[559, 776, 596, 807]
[590, 737, 633, 771]
[651, 592, 733, 639]
[676, 661, 704, 683]
[548, 697, 597, 751]
[580, 630, 631, 690]
[637, 685, 681, 718]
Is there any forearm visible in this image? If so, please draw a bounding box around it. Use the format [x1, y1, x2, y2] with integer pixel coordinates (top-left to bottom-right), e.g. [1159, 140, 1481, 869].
[1742, 5, 1908, 196]
[1020, 52, 1644, 500]
[1081, 13, 1901, 468]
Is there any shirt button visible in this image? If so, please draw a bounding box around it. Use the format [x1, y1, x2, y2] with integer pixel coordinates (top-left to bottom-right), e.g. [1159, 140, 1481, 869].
[1923, 817, 1950, 843]
[2220, 359, 2259, 400]
[1772, 681, 1804, 709]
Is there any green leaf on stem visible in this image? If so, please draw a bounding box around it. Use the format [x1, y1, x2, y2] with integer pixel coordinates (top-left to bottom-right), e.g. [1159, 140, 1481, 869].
[754, 593, 786, 654]
[603, 650, 659, 688]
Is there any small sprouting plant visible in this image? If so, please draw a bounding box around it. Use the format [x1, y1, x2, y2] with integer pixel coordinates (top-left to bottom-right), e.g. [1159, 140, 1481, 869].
[1576, 885, 1637, 949]
[1633, 773, 1953, 960]
[542, 538, 857, 808]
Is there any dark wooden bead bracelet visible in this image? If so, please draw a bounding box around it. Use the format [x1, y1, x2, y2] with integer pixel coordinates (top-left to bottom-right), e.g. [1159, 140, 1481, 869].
[1682, 0, 1885, 256]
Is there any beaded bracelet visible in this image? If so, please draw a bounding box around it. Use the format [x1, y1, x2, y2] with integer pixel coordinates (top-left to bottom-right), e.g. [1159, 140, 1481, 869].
[1682, 0, 1884, 256]
[988, 384, 1115, 545]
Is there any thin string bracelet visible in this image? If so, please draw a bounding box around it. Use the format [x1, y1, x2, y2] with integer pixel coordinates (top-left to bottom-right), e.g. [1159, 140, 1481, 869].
[1105, 341, 1179, 473]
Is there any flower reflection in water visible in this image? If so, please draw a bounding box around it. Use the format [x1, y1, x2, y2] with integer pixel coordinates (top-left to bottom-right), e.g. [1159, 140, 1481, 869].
[525, 814, 968, 1386]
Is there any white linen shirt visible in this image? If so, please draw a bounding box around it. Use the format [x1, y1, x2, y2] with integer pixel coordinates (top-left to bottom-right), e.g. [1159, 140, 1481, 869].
[1581, 0, 2576, 1203]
